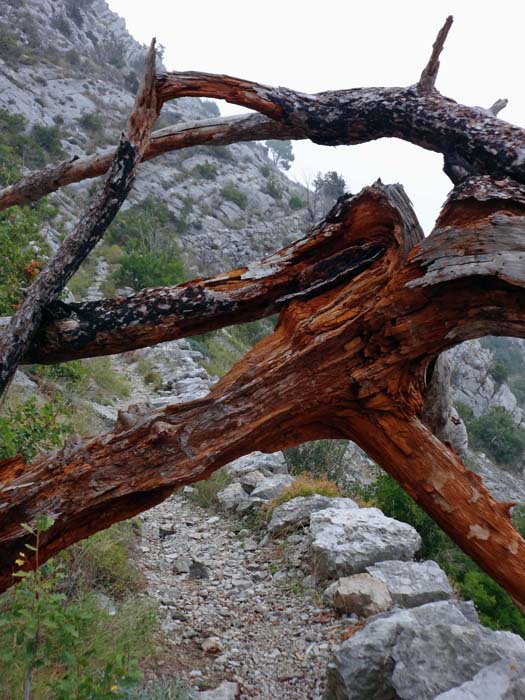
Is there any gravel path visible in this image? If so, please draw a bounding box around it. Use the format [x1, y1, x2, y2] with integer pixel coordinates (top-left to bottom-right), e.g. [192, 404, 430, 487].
[137, 494, 350, 699]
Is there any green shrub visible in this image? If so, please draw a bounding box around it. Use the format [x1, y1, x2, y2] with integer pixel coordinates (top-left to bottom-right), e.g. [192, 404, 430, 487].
[0, 397, 72, 461]
[66, 521, 144, 598]
[0, 204, 50, 313]
[265, 140, 294, 170]
[189, 469, 231, 508]
[0, 25, 22, 65]
[221, 184, 247, 210]
[365, 473, 525, 638]
[194, 161, 217, 180]
[263, 472, 340, 522]
[264, 176, 283, 201]
[284, 439, 348, 483]
[510, 376, 525, 406]
[470, 406, 525, 467]
[288, 193, 305, 210]
[490, 361, 508, 385]
[84, 356, 131, 401]
[191, 318, 276, 377]
[114, 251, 185, 292]
[124, 71, 139, 94]
[0, 517, 157, 700]
[29, 124, 64, 165]
[367, 472, 450, 559]
[27, 360, 88, 390]
[77, 110, 105, 135]
[107, 197, 180, 253]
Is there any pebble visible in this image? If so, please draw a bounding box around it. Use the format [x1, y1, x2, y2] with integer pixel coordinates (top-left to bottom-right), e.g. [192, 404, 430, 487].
[136, 493, 340, 699]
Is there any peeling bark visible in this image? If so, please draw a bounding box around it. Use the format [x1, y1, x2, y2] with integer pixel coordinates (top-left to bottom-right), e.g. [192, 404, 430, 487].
[2, 181, 525, 607]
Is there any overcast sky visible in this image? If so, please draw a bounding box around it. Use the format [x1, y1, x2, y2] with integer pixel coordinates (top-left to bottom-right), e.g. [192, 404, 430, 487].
[107, 0, 525, 233]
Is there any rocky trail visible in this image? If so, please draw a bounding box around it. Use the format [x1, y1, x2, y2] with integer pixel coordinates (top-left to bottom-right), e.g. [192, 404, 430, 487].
[138, 493, 346, 700]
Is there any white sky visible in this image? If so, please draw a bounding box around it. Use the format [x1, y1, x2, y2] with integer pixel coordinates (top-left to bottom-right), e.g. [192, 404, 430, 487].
[107, 0, 525, 233]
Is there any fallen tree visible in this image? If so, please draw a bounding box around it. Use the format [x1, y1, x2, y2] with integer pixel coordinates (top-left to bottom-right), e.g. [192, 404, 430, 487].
[1, 17, 525, 609]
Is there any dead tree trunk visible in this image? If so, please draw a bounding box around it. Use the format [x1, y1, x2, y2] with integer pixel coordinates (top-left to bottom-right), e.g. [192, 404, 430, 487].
[2, 179, 525, 607]
[2, 17, 525, 609]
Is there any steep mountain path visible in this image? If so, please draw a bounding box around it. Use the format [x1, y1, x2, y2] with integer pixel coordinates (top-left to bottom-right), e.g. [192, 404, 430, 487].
[83, 254, 346, 698]
[137, 493, 347, 699]
[84, 256, 152, 407]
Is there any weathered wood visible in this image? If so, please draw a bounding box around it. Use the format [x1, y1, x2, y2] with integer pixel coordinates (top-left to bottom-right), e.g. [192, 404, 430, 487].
[2, 180, 525, 608]
[0, 40, 160, 395]
[0, 24, 518, 214]
[418, 15, 453, 92]
[0, 194, 388, 363]
[156, 71, 519, 184]
[1, 177, 525, 366]
[0, 114, 296, 212]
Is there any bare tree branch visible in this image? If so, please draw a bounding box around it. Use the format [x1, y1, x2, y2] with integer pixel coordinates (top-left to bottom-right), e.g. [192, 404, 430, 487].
[2, 52, 525, 213]
[418, 15, 454, 92]
[0, 40, 160, 395]
[0, 114, 295, 212]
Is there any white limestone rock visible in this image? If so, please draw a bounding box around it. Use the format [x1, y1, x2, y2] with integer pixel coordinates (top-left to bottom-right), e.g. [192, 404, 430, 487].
[324, 573, 392, 617]
[310, 507, 421, 579]
[366, 559, 453, 608]
[267, 495, 358, 535]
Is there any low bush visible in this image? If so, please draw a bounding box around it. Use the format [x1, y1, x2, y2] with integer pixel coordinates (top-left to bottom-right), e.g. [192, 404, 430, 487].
[0, 25, 22, 65]
[263, 175, 283, 201]
[0, 397, 72, 461]
[27, 360, 88, 390]
[221, 184, 247, 210]
[288, 193, 305, 210]
[114, 250, 185, 292]
[489, 361, 509, 385]
[263, 472, 340, 521]
[283, 439, 348, 483]
[77, 110, 105, 135]
[0, 516, 158, 700]
[188, 469, 231, 508]
[84, 356, 131, 401]
[194, 161, 217, 180]
[470, 407, 525, 467]
[0, 204, 51, 313]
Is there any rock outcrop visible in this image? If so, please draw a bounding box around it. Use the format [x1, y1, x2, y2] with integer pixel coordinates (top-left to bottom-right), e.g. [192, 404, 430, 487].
[326, 600, 525, 700]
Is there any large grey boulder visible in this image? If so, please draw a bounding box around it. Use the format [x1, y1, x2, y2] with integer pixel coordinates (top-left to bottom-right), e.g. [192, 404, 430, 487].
[325, 600, 525, 700]
[434, 660, 525, 699]
[268, 495, 358, 535]
[310, 507, 421, 579]
[225, 451, 289, 478]
[250, 474, 295, 501]
[216, 483, 250, 511]
[238, 470, 268, 494]
[324, 574, 392, 617]
[366, 560, 453, 608]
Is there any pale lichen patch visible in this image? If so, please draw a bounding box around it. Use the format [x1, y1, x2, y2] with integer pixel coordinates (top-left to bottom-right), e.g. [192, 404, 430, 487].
[468, 524, 490, 541]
